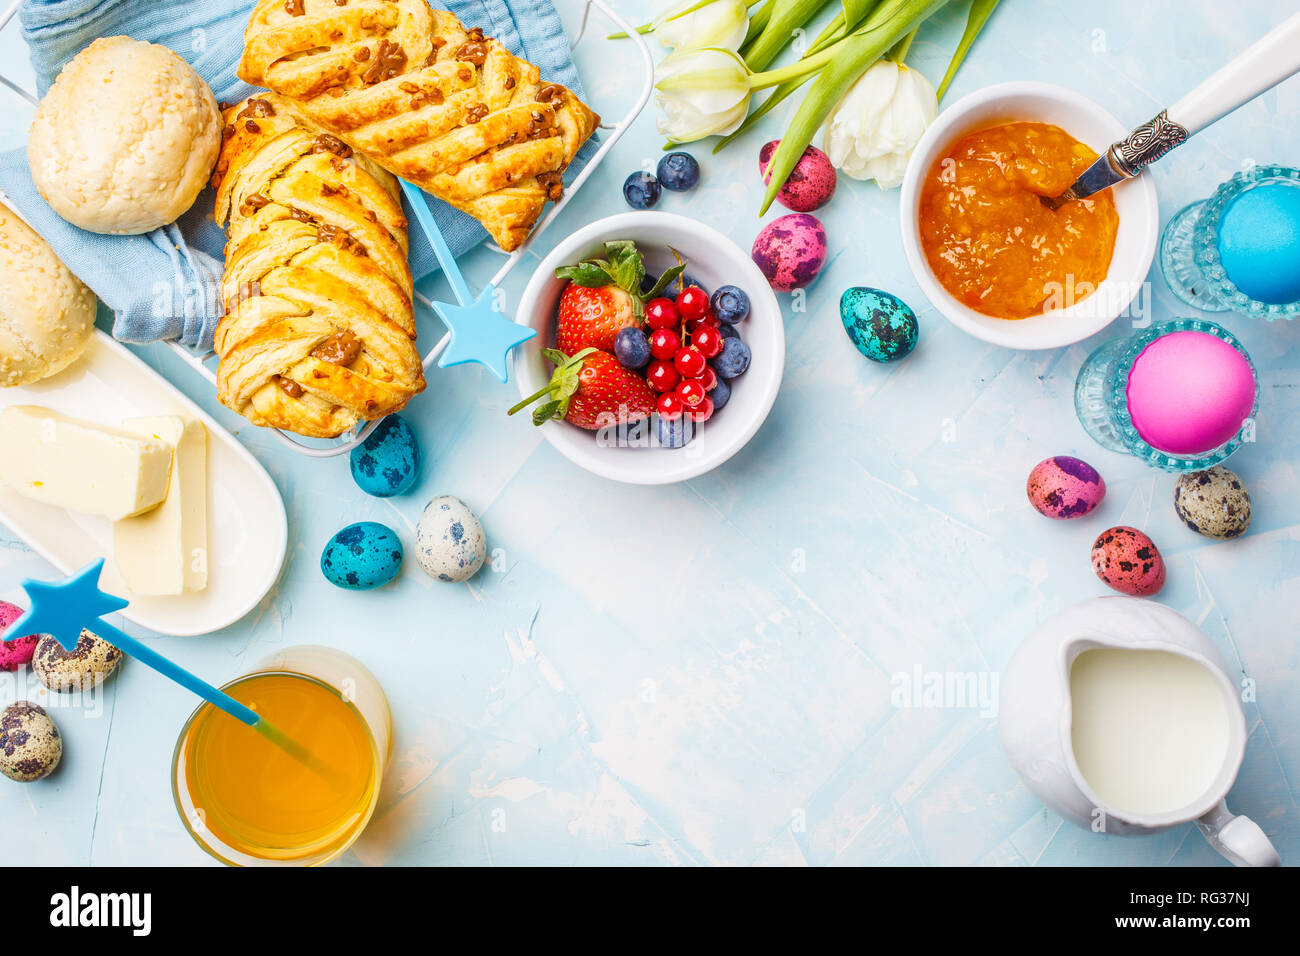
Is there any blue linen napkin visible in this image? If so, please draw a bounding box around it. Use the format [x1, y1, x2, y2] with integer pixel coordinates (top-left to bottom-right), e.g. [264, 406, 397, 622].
[0, 0, 594, 350]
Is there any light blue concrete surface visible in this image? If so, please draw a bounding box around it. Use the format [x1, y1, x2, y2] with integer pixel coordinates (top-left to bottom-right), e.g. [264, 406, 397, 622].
[1, 0, 1298, 866]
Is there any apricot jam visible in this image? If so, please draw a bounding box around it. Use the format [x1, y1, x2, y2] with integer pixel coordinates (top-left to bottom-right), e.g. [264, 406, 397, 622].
[918, 122, 1119, 319]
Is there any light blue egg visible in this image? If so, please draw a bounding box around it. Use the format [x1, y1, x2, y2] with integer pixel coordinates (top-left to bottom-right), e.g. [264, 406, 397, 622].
[321, 522, 403, 590]
[415, 496, 486, 583]
[840, 287, 918, 363]
[350, 415, 420, 497]
[1218, 182, 1300, 304]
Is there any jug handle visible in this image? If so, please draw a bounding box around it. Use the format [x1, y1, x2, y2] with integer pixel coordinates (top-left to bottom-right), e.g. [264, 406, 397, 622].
[1197, 801, 1281, 867]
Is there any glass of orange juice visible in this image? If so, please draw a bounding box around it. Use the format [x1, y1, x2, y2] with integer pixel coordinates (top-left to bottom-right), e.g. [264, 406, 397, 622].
[171, 645, 391, 866]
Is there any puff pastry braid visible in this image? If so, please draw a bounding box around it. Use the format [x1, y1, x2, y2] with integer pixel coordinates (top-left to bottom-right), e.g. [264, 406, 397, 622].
[212, 93, 425, 438]
[238, 0, 600, 252]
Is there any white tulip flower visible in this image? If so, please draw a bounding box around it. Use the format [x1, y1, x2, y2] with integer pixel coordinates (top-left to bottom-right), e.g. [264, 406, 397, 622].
[654, 48, 752, 143]
[822, 59, 938, 189]
[653, 0, 750, 53]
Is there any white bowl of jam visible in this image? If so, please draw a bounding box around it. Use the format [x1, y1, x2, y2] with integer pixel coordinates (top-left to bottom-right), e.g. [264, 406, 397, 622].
[900, 82, 1159, 350]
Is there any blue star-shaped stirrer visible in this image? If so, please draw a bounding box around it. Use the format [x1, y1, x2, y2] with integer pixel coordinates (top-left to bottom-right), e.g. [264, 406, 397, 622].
[5, 561, 338, 780]
[400, 181, 536, 382]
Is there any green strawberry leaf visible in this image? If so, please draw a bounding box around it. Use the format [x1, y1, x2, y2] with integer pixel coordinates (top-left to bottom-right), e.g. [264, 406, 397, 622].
[589, 240, 643, 297]
[510, 347, 597, 422]
[554, 263, 613, 287]
[645, 263, 687, 299]
[553, 363, 581, 398]
[531, 399, 563, 426]
[604, 241, 644, 296]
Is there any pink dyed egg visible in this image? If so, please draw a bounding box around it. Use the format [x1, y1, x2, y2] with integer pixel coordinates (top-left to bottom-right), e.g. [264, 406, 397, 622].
[0, 600, 39, 672]
[752, 213, 826, 292]
[1126, 330, 1256, 455]
[759, 140, 837, 212]
[1026, 456, 1106, 519]
[1091, 526, 1166, 597]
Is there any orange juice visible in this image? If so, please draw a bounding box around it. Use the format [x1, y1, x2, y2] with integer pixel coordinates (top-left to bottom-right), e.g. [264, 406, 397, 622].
[179, 672, 380, 863]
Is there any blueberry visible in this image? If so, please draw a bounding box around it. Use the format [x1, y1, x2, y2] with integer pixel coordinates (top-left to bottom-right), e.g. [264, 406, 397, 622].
[711, 376, 731, 410]
[623, 172, 661, 209]
[718, 323, 739, 340]
[712, 337, 751, 378]
[656, 152, 700, 191]
[614, 327, 650, 369]
[640, 273, 659, 295]
[710, 285, 750, 324]
[656, 413, 695, 449]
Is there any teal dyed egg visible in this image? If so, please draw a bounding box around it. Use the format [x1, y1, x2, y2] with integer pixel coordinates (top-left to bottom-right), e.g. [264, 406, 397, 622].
[350, 415, 420, 497]
[321, 522, 403, 590]
[1218, 182, 1300, 305]
[840, 287, 918, 362]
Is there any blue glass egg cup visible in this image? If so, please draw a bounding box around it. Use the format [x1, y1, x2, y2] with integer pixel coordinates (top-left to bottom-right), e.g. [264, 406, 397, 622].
[1073, 318, 1260, 473]
[1160, 164, 1300, 318]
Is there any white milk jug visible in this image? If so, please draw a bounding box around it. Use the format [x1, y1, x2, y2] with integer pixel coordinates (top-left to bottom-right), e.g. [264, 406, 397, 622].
[1000, 596, 1279, 866]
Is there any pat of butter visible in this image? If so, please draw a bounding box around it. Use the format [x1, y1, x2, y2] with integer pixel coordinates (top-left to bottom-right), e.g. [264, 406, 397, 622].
[0, 405, 172, 521]
[113, 416, 208, 596]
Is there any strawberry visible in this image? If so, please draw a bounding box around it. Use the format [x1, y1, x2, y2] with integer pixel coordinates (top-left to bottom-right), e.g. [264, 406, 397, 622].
[508, 348, 655, 431]
[553, 240, 686, 354]
[556, 284, 638, 354]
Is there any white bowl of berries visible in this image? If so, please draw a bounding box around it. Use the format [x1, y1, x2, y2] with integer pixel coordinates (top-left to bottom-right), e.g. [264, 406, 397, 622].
[511, 212, 784, 484]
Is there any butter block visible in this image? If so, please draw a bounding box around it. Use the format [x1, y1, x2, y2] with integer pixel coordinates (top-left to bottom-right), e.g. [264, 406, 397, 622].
[114, 416, 209, 596]
[0, 405, 172, 520]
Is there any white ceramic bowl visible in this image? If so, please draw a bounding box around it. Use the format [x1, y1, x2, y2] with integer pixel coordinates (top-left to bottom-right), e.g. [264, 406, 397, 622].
[513, 212, 784, 484]
[899, 82, 1159, 350]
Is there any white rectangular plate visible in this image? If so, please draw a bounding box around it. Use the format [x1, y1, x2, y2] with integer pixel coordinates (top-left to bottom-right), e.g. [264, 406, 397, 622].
[0, 331, 287, 636]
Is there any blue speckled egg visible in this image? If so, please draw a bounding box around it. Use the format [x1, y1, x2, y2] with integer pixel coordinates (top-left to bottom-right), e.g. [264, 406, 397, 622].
[350, 415, 420, 497]
[415, 496, 486, 583]
[321, 522, 403, 590]
[840, 287, 918, 362]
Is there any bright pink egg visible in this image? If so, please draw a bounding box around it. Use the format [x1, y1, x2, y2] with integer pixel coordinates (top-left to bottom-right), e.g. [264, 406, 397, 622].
[0, 600, 39, 672]
[1126, 331, 1255, 455]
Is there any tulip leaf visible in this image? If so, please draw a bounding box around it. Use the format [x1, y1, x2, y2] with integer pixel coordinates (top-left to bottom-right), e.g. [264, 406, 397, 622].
[743, 0, 835, 72]
[936, 0, 1001, 100]
[841, 0, 881, 27]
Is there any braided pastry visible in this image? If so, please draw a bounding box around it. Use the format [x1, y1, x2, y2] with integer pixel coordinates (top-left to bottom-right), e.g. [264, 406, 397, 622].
[212, 93, 425, 438]
[238, 0, 600, 252]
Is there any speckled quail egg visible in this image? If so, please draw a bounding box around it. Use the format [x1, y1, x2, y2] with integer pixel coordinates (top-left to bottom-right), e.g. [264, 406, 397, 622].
[1026, 456, 1106, 520]
[759, 140, 837, 212]
[1091, 526, 1166, 597]
[32, 629, 124, 693]
[415, 495, 487, 583]
[321, 521, 404, 590]
[1173, 466, 1252, 540]
[840, 287, 918, 363]
[350, 414, 420, 497]
[0, 701, 62, 782]
[751, 213, 827, 291]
